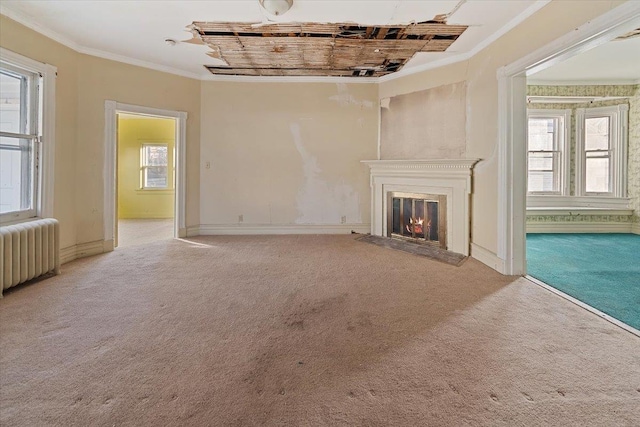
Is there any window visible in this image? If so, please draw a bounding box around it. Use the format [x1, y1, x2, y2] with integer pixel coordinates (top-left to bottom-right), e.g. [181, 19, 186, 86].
[0, 61, 41, 220]
[576, 105, 628, 197]
[527, 103, 629, 210]
[141, 143, 169, 189]
[526, 110, 570, 195]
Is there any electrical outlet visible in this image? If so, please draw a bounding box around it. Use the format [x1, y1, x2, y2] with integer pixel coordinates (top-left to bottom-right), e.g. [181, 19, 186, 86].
[205, 161, 211, 169]
[238, 214, 243, 223]
[341, 216, 346, 224]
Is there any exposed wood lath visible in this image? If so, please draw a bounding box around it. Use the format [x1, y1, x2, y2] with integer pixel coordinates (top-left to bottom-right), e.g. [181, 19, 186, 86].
[190, 21, 468, 78]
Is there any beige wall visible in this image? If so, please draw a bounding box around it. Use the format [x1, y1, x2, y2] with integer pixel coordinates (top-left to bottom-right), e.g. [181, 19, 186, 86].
[200, 82, 377, 228]
[117, 117, 175, 219]
[378, 0, 629, 255]
[0, 14, 200, 251]
[1, 0, 633, 263]
[380, 82, 467, 160]
[1, 14, 79, 250]
[76, 54, 200, 243]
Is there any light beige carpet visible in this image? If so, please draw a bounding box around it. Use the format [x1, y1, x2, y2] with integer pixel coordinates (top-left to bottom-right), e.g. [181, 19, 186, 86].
[117, 218, 173, 248]
[1, 235, 638, 426]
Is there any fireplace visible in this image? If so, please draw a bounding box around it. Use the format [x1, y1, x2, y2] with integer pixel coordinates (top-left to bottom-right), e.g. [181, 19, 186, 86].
[388, 192, 446, 248]
[362, 159, 478, 256]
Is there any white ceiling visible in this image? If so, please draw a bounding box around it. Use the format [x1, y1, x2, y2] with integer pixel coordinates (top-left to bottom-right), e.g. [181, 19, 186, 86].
[529, 36, 640, 84]
[0, 0, 546, 81]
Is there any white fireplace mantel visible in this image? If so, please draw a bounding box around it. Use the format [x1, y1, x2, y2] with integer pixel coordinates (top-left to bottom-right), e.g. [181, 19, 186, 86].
[362, 159, 480, 256]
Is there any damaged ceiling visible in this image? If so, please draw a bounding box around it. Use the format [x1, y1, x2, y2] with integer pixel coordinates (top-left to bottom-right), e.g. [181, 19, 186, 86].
[1, 1, 549, 79]
[190, 20, 468, 77]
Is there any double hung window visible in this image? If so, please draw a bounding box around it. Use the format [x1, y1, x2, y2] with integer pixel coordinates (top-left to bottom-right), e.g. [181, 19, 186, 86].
[141, 143, 169, 189]
[0, 61, 41, 221]
[576, 105, 628, 197]
[526, 110, 570, 195]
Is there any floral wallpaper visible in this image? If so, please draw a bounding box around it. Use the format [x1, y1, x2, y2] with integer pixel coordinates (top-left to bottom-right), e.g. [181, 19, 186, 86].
[526, 84, 639, 226]
[628, 85, 640, 225]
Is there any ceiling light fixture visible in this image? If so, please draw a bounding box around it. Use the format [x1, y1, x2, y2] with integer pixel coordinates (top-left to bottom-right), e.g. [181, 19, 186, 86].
[259, 0, 293, 16]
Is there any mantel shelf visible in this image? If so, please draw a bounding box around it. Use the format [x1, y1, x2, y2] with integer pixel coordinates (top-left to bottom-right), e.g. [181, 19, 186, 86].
[362, 159, 480, 171]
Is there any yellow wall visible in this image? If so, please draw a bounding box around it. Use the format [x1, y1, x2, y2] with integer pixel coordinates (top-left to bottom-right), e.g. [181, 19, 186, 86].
[117, 117, 175, 219]
[0, 14, 201, 251]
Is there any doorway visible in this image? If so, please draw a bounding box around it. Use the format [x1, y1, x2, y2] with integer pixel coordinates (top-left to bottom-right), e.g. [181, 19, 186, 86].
[496, 3, 639, 275]
[104, 101, 187, 251]
[116, 113, 176, 247]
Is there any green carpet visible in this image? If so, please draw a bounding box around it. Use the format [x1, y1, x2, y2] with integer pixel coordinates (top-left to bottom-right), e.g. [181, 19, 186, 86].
[526, 233, 640, 331]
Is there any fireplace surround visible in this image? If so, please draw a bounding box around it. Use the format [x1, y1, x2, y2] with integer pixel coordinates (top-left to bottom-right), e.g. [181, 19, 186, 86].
[362, 159, 479, 255]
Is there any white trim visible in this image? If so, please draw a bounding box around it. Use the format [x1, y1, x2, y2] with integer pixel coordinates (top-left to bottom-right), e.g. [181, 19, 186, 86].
[0, 2, 374, 84]
[526, 221, 632, 234]
[496, 2, 640, 275]
[379, 1, 552, 83]
[526, 108, 571, 196]
[632, 222, 640, 235]
[470, 243, 505, 273]
[527, 195, 631, 209]
[104, 100, 117, 247]
[0, 47, 56, 221]
[526, 275, 640, 337]
[503, 4, 640, 78]
[0, 4, 201, 81]
[527, 78, 640, 86]
[196, 223, 370, 236]
[527, 207, 632, 216]
[575, 104, 628, 198]
[40, 62, 56, 218]
[362, 159, 479, 256]
[186, 225, 200, 238]
[104, 101, 188, 247]
[60, 239, 111, 265]
[527, 96, 628, 104]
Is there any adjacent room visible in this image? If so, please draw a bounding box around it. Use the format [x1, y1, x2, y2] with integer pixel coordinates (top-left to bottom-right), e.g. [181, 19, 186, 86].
[1, 1, 639, 425]
[525, 33, 640, 331]
[116, 113, 176, 248]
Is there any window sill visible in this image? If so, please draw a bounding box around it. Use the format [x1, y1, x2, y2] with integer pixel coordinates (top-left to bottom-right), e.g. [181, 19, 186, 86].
[527, 207, 633, 216]
[0, 215, 43, 227]
[527, 195, 630, 210]
[135, 189, 174, 195]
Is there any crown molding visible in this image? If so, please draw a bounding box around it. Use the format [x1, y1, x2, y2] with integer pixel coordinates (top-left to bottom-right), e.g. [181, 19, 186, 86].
[0, 5, 202, 80]
[527, 78, 640, 86]
[378, 0, 552, 83]
[2, 1, 554, 85]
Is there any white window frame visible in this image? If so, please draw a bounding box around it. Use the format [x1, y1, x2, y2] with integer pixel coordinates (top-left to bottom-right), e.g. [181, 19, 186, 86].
[526, 109, 571, 196]
[140, 142, 170, 190]
[0, 48, 56, 224]
[575, 104, 628, 198]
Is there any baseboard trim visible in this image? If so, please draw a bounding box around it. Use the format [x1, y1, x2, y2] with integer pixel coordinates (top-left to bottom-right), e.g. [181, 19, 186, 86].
[194, 223, 371, 236]
[526, 222, 633, 233]
[632, 222, 640, 235]
[118, 215, 174, 219]
[470, 243, 505, 273]
[60, 239, 112, 265]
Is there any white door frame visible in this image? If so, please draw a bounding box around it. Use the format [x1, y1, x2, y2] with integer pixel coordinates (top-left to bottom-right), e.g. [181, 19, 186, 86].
[496, 2, 640, 275]
[104, 101, 188, 248]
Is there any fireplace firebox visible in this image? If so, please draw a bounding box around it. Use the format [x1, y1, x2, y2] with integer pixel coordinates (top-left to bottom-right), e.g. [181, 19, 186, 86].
[387, 192, 447, 248]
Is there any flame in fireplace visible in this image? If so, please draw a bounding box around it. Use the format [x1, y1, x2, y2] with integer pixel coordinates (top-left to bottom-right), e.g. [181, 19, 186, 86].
[407, 217, 423, 233]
